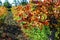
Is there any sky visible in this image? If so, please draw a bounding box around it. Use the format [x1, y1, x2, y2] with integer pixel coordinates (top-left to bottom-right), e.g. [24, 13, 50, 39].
[1, 0, 13, 4]
[1, 0, 29, 4]
[1, 0, 44, 4]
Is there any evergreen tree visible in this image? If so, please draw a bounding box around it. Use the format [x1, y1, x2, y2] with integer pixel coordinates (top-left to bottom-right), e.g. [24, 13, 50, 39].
[4, 0, 12, 8]
[21, 0, 28, 6]
[0, 0, 2, 6]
